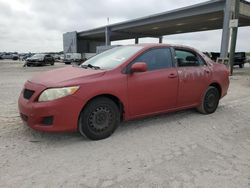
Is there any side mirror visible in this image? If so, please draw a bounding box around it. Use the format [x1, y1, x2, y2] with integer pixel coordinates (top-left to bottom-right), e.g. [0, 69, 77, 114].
[131, 62, 147, 73]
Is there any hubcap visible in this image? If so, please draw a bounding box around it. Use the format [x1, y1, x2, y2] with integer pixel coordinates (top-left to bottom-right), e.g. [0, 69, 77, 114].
[88, 106, 113, 132]
[207, 93, 216, 108]
[205, 90, 218, 111]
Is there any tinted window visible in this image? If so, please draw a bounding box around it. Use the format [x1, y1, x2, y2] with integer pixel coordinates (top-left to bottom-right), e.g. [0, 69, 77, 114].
[175, 50, 205, 67]
[133, 48, 173, 71]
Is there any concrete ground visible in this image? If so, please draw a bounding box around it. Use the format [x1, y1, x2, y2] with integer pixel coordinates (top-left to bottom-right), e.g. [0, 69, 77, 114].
[0, 60, 249, 188]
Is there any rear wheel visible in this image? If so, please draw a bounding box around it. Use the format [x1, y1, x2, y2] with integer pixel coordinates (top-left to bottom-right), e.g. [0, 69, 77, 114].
[51, 61, 54, 66]
[78, 97, 120, 140]
[197, 86, 220, 114]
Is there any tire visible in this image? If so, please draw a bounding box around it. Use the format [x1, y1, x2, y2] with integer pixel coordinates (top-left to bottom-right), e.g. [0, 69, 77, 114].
[197, 86, 220, 114]
[78, 97, 120, 140]
[51, 61, 54, 66]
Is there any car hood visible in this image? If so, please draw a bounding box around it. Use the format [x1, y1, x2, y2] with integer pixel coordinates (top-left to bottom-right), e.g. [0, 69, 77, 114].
[29, 66, 106, 87]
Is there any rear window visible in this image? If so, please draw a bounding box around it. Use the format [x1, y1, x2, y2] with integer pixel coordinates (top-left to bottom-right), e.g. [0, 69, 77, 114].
[175, 49, 206, 67]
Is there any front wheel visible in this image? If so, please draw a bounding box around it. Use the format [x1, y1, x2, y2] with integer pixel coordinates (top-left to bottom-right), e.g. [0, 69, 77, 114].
[78, 97, 120, 140]
[197, 86, 220, 114]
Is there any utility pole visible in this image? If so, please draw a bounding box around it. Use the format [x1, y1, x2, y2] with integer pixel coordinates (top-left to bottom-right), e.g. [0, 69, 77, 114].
[159, 36, 163, 43]
[105, 17, 111, 46]
[229, 0, 240, 75]
[105, 27, 111, 46]
[220, 0, 233, 59]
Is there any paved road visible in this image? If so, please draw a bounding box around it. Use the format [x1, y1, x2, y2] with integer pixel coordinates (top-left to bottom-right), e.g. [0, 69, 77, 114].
[0, 61, 250, 188]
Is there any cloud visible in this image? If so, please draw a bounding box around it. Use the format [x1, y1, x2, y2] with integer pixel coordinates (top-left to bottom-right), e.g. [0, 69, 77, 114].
[0, 0, 249, 52]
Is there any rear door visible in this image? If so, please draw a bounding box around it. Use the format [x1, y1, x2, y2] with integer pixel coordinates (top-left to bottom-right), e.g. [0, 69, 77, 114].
[127, 47, 179, 117]
[174, 48, 212, 107]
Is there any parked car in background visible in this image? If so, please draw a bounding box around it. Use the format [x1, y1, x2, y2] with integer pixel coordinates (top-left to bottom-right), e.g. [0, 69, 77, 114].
[52, 54, 62, 62]
[21, 53, 34, 61]
[63, 53, 82, 64]
[18, 44, 229, 140]
[0, 52, 19, 60]
[210, 52, 246, 68]
[26, 54, 54, 66]
[234, 52, 246, 68]
[59, 54, 65, 61]
[210, 52, 220, 62]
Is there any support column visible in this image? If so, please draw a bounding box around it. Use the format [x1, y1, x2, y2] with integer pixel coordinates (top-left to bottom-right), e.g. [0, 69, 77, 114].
[105, 26, 111, 46]
[229, 0, 240, 75]
[135, 37, 139, 44]
[159, 36, 163, 43]
[220, 0, 233, 58]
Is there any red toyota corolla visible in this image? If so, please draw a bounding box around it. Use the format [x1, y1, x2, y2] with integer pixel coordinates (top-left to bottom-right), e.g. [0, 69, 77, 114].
[18, 44, 229, 140]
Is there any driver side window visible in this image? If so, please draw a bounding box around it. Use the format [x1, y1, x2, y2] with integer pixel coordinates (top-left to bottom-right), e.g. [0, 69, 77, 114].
[133, 48, 173, 71]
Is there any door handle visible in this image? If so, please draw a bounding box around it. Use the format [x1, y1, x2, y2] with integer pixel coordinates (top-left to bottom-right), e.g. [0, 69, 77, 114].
[168, 73, 177, 78]
[205, 69, 210, 74]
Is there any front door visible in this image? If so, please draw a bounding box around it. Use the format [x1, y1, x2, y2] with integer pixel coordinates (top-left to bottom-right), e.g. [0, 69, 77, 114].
[127, 48, 179, 117]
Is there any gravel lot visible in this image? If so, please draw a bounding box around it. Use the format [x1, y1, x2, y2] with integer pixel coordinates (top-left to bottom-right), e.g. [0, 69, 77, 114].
[0, 60, 250, 188]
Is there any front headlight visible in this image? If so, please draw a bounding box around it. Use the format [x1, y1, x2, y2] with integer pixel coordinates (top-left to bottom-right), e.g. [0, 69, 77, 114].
[38, 86, 79, 102]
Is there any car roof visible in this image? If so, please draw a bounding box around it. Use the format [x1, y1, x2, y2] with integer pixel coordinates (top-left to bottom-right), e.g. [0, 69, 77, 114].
[125, 43, 198, 52]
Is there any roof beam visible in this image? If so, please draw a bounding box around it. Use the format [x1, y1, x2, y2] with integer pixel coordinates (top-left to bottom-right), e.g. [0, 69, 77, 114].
[240, 1, 250, 17]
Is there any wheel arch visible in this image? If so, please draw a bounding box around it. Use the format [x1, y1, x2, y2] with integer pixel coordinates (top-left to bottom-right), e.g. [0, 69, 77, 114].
[80, 94, 125, 121]
[209, 82, 222, 98]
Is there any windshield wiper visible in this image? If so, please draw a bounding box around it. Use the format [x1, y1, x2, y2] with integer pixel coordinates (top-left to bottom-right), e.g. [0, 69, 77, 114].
[80, 64, 101, 70]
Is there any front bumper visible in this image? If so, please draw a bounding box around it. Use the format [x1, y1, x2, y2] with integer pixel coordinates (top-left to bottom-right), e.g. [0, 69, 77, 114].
[18, 81, 83, 132]
[26, 60, 43, 65]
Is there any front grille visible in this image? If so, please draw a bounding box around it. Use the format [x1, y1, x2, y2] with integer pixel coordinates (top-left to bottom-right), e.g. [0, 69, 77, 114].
[23, 89, 35, 100]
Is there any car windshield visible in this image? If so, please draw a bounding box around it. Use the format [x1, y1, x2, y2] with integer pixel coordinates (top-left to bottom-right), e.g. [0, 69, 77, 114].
[81, 46, 143, 70]
[32, 54, 45, 58]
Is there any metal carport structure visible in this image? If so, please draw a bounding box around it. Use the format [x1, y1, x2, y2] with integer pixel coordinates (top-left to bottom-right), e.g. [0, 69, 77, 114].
[63, 0, 250, 60]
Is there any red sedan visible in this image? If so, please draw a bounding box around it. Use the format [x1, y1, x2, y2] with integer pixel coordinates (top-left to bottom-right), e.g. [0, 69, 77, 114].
[18, 44, 229, 140]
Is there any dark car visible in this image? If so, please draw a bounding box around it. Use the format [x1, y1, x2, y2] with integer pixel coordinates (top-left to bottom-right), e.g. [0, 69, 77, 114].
[210, 52, 220, 62]
[18, 44, 230, 140]
[234, 52, 246, 68]
[26, 54, 54, 66]
[210, 52, 246, 68]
